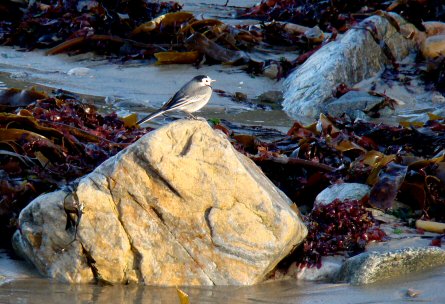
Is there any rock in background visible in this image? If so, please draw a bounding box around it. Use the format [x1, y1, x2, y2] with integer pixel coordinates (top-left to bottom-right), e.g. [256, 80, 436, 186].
[283, 13, 416, 118]
[314, 183, 370, 208]
[13, 120, 307, 286]
[337, 247, 445, 285]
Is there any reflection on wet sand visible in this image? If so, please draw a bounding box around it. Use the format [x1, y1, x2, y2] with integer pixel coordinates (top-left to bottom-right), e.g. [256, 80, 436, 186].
[1, 266, 445, 304]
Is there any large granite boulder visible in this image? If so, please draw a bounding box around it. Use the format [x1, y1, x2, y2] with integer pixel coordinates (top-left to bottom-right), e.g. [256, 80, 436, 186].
[13, 120, 307, 286]
[283, 13, 417, 119]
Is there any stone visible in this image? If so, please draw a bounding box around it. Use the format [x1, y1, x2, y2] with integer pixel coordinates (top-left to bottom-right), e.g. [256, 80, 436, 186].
[336, 247, 445, 285]
[431, 92, 445, 104]
[423, 21, 445, 37]
[314, 183, 371, 208]
[323, 90, 386, 118]
[421, 35, 445, 59]
[304, 26, 324, 43]
[284, 256, 344, 282]
[67, 67, 92, 76]
[255, 91, 284, 104]
[9, 71, 29, 79]
[13, 120, 307, 286]
[283, 13, 416, 119]
[262, 63, 279, 79]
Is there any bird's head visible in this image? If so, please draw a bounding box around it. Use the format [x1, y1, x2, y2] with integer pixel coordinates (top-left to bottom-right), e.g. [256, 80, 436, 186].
[195, 75, 215, 87]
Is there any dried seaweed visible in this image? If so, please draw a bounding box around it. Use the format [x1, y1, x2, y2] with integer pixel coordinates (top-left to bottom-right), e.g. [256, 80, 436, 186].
[0, 0, 182, 52]
[0, 88, 151, 247]
[214, 113, 445, 221]
[212, 113, 445, 267]
[240, 0, 445, 33]
[0, 1, 329, 79]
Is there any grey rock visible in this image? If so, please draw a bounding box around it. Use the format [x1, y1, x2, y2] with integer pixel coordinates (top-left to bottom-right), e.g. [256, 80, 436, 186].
[432, 92, 445, 104]
[304, 26, 324, 43]
[255, 91, 284, 104]
[336, 247, 445, 285]
[323, 90, 386, 118]
[67, 67, 92, 76]
[262, 63, 279, 79]
[283, 255, 344, 282]
[283, 13, 416, 119]
[314, 183, 371, 208]
[9, 71, 29, 79]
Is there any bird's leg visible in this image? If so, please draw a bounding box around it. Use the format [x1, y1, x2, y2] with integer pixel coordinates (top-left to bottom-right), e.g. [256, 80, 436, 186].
[186, 112, 198, 120]
[189, 114, 207, 122]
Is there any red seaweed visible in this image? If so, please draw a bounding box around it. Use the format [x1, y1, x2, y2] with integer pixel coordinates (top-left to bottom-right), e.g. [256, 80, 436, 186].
[281, 198, 386, 268]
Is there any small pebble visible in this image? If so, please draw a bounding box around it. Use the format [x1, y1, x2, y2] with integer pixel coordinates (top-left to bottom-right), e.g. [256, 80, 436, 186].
[67, 67, 92, 76]
[256, 90, 283, 103]
[262, 63, 279, 79]
[9, 71, 29, 79]
[105, 96, 116, 105]
[431, 92, 445, 103]
[234, 92, 247, 102]
[406, 288, 421, 298]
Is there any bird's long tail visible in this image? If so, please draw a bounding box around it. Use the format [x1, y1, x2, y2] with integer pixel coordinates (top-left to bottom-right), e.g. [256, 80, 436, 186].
[137, 109, 166, 125]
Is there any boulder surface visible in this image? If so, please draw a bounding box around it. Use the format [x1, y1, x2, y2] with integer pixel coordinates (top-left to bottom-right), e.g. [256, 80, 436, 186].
[13, 120, 307, 286]
[283, 13, 416, 118]
[336, 247, 445, 285]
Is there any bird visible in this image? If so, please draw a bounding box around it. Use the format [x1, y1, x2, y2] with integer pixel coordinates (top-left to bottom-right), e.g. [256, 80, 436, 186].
[137, 75, 215, 125]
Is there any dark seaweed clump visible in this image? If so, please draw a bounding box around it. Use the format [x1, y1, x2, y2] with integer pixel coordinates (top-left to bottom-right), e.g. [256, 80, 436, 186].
[240, 0, 445, 32]
[295, 198, 386, 268]
[215, 112, 445, 268]
[0, 88, 151, 247]
[0, 0, 181, 51]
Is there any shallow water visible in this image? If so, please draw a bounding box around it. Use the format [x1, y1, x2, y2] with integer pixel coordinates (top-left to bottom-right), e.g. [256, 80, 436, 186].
[0, 46, 298, 129]
[1, 257, 445, 304]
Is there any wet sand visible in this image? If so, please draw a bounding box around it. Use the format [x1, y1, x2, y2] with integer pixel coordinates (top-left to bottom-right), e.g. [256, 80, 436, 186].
[1, 255, 445, 304]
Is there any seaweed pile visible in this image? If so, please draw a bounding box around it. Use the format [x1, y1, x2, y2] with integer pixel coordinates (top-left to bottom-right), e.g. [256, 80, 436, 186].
[0, 0, 329, 79]
[4, 1, 444, 84]
[0, 0, 182, 52]
[240, 0, 445, 32]
[225, 114, 445, 219]
[293, 198, 386, 267]
[0, 88, 151, 247]
[216, 113, 445, 265]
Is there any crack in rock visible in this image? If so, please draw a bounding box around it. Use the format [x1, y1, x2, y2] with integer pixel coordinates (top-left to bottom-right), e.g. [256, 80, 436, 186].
[135, 152, 183, 199]
[105, 176, 145, 284]
[179, 133, 194, 156]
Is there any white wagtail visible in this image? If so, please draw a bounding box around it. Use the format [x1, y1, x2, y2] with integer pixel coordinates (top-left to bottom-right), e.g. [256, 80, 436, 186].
[137, 75, 215, 125]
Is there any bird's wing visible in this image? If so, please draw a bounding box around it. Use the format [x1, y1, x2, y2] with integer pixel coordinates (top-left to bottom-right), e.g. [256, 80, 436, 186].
[161, 90, 210, 111]
[169, 93, 209, 109]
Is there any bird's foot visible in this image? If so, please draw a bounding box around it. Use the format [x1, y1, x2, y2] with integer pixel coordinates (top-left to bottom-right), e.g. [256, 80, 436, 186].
[186, 115, 206, 122]
[185, 113, 198, 120]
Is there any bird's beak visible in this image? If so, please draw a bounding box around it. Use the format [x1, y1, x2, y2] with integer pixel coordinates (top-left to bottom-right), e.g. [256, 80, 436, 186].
[210, 79, 216, 82]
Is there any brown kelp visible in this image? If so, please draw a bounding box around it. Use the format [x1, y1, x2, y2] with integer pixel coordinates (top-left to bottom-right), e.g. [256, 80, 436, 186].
[0, 88, 151, 247]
